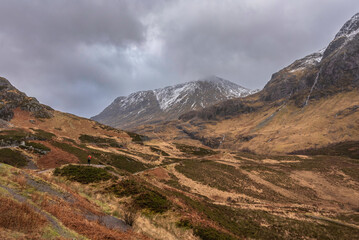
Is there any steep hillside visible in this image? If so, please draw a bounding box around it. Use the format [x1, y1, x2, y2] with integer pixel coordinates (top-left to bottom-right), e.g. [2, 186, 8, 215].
[168, 13, 359, 154]
[92, 76, 256, 130]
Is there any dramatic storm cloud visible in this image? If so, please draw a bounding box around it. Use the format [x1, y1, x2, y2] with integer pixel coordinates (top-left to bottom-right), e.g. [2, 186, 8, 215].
[0, 0, 358, 117]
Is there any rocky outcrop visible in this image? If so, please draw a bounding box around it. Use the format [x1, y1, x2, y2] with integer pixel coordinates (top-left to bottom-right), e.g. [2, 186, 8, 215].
[318, 34, 359, 90]
[0, 77, 53, 121]
[262, 13, 359, 104]
[260, 51, 321, 102]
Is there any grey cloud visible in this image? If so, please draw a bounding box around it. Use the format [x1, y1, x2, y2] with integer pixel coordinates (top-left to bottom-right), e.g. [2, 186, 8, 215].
[0, 0, 145, 116]
[0, 0, 358, 117]
[155, 0, 359, 89]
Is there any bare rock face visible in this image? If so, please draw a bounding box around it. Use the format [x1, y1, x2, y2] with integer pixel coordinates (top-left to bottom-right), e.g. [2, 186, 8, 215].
[0, 77, 53, 121]
[319, 33, 359, 90]
[260, 51, 322, 102]
[261, 13, 359, 104]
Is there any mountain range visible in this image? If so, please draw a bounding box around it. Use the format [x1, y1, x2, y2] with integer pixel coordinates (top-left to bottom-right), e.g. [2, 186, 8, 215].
[92, 76, 256, 129]
[0, 12, 359, 240]
[134, 12, 359, 154]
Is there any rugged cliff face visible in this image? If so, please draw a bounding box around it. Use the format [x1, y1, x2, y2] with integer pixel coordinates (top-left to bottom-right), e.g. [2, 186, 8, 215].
[262, 13, 359, 104]
[0, 77, 53, 121]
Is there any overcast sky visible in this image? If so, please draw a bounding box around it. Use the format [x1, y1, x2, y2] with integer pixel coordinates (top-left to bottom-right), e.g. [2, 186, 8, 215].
[0, 0, 358, 117]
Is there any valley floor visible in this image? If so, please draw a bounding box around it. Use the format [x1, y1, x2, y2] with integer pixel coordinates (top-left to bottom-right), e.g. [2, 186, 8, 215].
[1, 113, 359, 239]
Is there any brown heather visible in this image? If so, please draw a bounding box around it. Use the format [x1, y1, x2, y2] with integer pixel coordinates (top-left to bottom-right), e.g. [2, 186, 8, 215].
[0, 196, 47, 234]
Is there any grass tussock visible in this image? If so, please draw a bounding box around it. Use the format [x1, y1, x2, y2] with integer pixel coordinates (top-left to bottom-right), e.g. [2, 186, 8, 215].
[108, 178, 171, 214]
[108, 178, 143, 197]
[0, 196, 47, 234]
[103, 153, 149, 173]
[0, 148, 28, 167]
[194, 226, 237, 240]
[149, 146, 170, 156]
[175, 143, 216, 156]
[126, 131, 149, 144]
[176, 219, 237, 240]
[54, 165, 115, 184]
[30, 128, 56, 140]
[0, 129, 28, 142]
[12, 174, 27, 188]
[79, 134, 121, 148]
[134, 190, 171, 214]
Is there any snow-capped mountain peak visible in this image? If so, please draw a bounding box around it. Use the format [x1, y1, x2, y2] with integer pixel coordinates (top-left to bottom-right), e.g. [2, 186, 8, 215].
[335, 13, 359, 39]
[92, 76, 255, 129]
[153, 76, 252, 111]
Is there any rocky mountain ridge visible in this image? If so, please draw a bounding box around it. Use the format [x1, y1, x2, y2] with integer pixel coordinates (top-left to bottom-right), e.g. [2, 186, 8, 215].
[92, 76, 256, 129]
[0, 77, 53, 121]
[262, 12, 359, 104]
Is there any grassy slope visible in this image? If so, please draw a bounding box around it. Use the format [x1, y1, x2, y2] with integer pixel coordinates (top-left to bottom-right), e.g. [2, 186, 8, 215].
[187, 90, 359, 154]
[2, 103, 359, 239]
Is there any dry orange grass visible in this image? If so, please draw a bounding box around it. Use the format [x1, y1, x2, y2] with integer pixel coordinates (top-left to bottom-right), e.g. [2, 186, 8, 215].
[41, 197, 147, 240]
[0, 197, 47, 234]
[11, 174, 27, 188]
[10, 109, 130, 142]
[187, 90, 359, 154]
[36, 142, 79, 169]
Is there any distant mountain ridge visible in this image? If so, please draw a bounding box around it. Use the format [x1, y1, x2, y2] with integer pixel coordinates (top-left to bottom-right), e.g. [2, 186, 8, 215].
[92, 76, 256, 129]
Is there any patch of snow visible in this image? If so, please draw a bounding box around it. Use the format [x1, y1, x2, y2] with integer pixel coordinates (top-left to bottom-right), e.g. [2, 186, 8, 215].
[112, 76, 255, 113]
[335, 13, 359, 39]
[332, 27, 359, 54]
[137, 108, 145, 115]
[346, 27, 359, 41]
[289, 67, 305, 73]
[154, 82, 198, 111]
[191, 102, 196, 109]
[289, 48, 325, 73]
